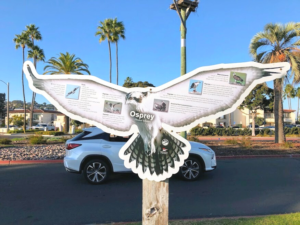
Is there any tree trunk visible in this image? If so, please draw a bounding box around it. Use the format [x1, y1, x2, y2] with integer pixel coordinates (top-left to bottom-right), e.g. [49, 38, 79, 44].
[108, 41, 112, 83]
[116, 41, 119, 85]
[29, 58, 37, 128]
[274, 79, 286, 143]
[22, 47, 26, 133]
[296, 98, 300, 121]
[64, 115, 69, 133]
[180, 8, 187, 139]
[30, 93, 35, 127]
[142, 179, 169, 225]
[252, 110, 255, 136]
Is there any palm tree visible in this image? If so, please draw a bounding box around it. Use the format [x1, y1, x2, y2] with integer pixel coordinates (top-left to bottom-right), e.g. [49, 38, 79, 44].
[25, 24, 42, 128]
[284, 84, 295, 109]
[26, 24, 42, 44]
[43, 52, 90, 133]
[296, 87, 300, 122]
[95, 19, 114, 83]
[13, 31, 31, 133]
[28, 45, 45, 127]
[249, 22, 300, 143]
[44, 52, 90, 75]
[111, 18, 125, 85]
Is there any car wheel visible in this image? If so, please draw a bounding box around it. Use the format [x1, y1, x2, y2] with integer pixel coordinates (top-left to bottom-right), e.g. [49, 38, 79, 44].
[83, 159, 110, 184]
[179, 157, 202, 181]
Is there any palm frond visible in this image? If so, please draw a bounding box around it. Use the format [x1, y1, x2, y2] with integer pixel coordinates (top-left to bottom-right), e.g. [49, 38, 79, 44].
[43, 52, 90, 75]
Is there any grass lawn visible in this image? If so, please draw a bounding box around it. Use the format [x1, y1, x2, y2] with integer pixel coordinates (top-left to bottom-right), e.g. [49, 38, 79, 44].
[125, 213, 300, 225]
[0, 144, 15, 148]
[11, 137, 27, 141]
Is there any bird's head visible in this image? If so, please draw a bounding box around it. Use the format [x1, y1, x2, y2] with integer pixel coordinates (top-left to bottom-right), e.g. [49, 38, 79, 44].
[125, 91, 148, 106]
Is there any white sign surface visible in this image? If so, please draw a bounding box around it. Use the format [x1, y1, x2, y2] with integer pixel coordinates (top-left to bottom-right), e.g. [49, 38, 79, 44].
[24, 61, 289, 181]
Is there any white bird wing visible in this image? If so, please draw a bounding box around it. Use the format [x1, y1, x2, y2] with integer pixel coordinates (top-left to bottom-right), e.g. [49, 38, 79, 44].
[149, 62, 290, 132]
[23, 61, 135, 135]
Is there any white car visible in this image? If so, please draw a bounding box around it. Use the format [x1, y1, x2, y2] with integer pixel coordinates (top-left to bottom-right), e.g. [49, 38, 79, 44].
[31, 123, 55, 131]
[64, 127, 217, 184]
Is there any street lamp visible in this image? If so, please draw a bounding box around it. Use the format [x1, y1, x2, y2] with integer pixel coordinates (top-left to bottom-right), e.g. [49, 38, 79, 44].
[0, 80, 9, 132]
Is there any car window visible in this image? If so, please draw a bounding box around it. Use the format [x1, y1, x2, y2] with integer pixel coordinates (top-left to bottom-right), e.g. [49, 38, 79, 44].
[71, 131, 92, 141]
[109, 134, 131, 142]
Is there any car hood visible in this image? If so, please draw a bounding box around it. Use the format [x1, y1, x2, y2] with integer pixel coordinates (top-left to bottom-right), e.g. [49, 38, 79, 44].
[189, 141, 213, 151]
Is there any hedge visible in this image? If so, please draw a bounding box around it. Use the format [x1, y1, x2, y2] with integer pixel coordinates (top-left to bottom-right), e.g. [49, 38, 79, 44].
[190, 127, 300, 136]
[190, 127, 254, 136]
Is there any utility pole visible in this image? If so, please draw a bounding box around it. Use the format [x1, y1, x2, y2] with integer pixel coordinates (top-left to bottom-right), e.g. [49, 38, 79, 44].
[142, 2, 199, 225]
[170, 0, 199, 139]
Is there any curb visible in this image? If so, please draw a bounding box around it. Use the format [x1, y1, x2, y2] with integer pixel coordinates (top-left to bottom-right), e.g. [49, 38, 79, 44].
[0, 160, 63, 165]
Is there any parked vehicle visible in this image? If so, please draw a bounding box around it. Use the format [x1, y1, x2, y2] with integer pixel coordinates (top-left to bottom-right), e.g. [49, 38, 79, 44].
[247, 124, 259, 128]
[260, 125, 275, 131]
[296, 125, 300, 128]
[64, 127, 217, 184]
[284, 124, 296, 128]
[31, 123, 55, 131]
[215, 125, 224, 128]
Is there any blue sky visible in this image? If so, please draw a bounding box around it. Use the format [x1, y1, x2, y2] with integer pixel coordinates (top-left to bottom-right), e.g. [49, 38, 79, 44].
[0, 0, 299, 115]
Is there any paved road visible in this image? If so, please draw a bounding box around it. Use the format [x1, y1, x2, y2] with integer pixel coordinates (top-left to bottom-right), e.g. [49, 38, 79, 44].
[0, 158, 300, 225]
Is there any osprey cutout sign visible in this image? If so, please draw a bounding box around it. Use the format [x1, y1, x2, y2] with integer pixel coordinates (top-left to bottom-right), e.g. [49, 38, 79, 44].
[24, 61, 289, 181]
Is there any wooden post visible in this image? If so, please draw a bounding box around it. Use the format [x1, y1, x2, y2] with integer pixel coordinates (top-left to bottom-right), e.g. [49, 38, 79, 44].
[142, 179, 169, 225]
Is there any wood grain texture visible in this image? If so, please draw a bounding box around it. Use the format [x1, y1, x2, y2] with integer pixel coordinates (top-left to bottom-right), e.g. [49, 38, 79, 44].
[142, 178, 169, 225]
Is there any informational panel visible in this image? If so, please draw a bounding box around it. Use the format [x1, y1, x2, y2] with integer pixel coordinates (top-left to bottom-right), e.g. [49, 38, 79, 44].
[24, 61, 289, 181]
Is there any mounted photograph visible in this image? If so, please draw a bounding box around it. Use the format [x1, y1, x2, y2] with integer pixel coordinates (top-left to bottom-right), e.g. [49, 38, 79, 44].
[103, 100, 122, 114]
[229, 72, 247, 86]
[189, 79, 203, 95]
[153, 99, 169, 113]
[65, 84, 80, 100]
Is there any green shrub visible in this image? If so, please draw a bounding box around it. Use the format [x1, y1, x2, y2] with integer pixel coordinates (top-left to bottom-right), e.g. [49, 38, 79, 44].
[0, 138, 12, 145]
[75, 129, 83, 134]
[34, 131, 64, 136]
[291, 127, 299, 135]
[281, 141, 294, 148]
[224, 138, 238, 145]
[284, 127, 291, 134]
[238, 136, 252, 148]
[187, 136, 199, 142]
[29, 136, 47, 144]
[226, 128, 236, 136]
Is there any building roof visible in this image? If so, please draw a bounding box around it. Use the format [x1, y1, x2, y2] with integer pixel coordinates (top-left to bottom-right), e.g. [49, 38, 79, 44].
[265, 109, 296, 113]
[283, 109, 296, 113]
[9, 109, 64, 115]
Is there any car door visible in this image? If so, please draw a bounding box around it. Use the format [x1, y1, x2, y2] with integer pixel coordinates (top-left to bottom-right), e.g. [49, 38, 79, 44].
[100, 135, 130, 172]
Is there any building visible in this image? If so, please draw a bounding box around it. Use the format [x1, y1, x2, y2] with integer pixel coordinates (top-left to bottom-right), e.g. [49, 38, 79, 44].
[201, 108, 296, 127]
[263, 109, 296, 126]
[5, 109, 64, 126]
